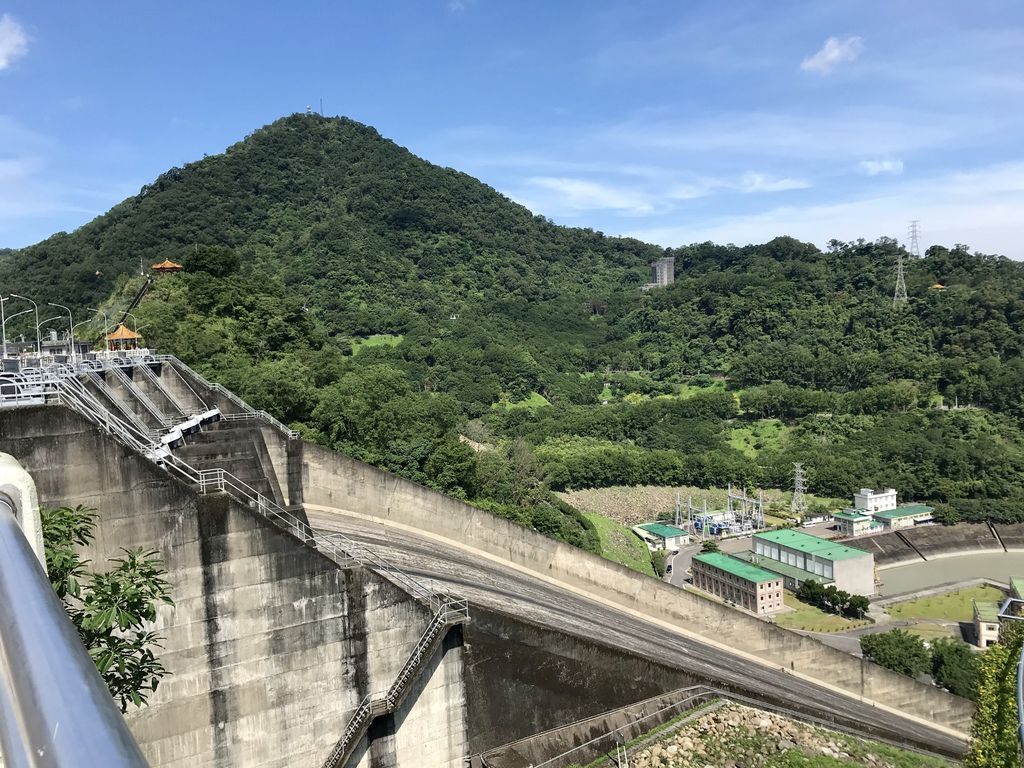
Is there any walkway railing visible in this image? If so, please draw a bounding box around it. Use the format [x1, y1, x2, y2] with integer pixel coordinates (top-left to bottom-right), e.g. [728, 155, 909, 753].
[0, 492, 149, 767]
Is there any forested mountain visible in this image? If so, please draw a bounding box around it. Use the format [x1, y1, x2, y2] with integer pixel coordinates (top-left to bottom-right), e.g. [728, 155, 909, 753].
[4, 113, 1024, 549]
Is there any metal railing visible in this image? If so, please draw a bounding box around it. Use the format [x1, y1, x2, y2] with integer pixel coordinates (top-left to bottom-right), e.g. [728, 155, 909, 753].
[0, 493, 149, 767]
[155, 355, 300, 439]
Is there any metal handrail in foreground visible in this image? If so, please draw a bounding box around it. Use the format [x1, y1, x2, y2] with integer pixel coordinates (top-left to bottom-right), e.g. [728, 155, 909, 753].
[0, 493, 149, 767]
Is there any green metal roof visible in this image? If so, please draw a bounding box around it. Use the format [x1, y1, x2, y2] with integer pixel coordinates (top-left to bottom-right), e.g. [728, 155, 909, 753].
[638, 523, 688, 539]
[871, 504, 935, 520]
[693, 552, 781, 583]
[833, 510, 871, 521]
[974, 600, 1001, 623]
[732, 551, 834, 585]
[753, 529, 869, 561]
[1011, 578, 1024, 600]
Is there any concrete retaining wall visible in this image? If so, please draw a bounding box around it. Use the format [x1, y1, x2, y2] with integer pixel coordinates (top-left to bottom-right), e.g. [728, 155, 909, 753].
[299, 442, 973, 732]
[0, 406, 467, 768]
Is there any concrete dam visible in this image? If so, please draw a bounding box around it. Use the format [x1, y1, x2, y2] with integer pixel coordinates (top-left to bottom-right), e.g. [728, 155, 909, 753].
[0, 355, 973, 767]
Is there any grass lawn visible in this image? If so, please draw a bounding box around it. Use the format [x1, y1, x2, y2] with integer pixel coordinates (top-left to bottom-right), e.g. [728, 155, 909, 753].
[774, 592, 871, 633]
[583, 512, 655, 577]
[728, 419, 790, 458]
[351, 333, 403, 354]
[903, 622, 960, 643]
[886, 584, 1005, 622]
[494, 391, 551, 411]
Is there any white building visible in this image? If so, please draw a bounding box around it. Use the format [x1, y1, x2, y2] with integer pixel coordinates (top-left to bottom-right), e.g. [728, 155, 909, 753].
[633, 522, 689, 552]
[853, 488, 897, 514]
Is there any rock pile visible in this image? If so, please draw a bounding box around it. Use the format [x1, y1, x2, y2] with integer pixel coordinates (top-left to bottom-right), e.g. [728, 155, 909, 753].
[628, 703, 930, 768]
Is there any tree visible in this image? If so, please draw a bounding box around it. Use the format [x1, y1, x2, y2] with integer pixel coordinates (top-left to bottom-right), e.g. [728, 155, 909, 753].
[930, 637, 979, 700]
[41, 505, 174, 712]
[700, 540, 720, 553]
[967, 622, 1024, 767]
[651, 548, 668, 577]
[860, 629, 930, 678]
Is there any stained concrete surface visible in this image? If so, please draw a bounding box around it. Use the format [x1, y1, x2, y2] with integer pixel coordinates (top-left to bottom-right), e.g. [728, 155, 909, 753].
[307, 509, 968, 757]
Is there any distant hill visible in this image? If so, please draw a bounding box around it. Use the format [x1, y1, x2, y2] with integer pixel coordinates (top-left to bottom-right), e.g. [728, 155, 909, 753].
[5, 113, 1024, 547]
[0, 113, 663, 331]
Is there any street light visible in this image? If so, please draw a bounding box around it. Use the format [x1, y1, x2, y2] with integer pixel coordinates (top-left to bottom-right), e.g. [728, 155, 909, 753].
[4, 308, 32, 350]
[0, 295, 10, 358]
[122, 311, 140, 332]
[88, 308, 110, 352]
[9, 294, 41, 357]
[46, 303, 75, 364]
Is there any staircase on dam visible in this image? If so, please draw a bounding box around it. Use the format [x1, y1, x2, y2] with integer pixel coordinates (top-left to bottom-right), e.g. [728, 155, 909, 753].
[323, 598, 469, 768]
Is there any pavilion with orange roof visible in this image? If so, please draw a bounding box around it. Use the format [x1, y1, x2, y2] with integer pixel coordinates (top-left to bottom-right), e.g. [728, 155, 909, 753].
[151, 258, 183, 274]
[105, 324, 143, 351]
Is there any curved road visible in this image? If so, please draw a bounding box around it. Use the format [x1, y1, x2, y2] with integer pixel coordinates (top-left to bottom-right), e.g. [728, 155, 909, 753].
[307, 509, 967, 757]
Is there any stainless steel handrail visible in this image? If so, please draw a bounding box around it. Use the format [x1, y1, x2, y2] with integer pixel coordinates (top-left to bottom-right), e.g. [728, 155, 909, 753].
[0, 493, 149, 767]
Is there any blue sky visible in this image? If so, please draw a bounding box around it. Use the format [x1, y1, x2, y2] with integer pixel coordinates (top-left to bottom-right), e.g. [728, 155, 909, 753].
[2, 1, 1023, 255]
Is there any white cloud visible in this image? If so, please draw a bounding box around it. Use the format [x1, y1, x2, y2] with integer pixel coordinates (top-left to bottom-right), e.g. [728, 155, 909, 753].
[800, 36, 863, 75]
[525, 176, 657, 215]
[625, 162, 1024, 258]
[858, 159, 904, 176]
[0, 15, 28, 71]
[736, 172, 810, 193]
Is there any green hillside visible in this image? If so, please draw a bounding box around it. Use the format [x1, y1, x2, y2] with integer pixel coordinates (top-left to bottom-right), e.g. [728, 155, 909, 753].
[4, 113, 1024, 549]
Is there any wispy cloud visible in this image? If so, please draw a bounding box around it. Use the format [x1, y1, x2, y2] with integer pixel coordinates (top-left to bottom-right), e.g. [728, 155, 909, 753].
[446, 0, 472, 12]
[524, 177, 657, 215]
[0, 14, 28, 71]
[858, 159, 904, 176]
[800, 35, 863, 75]
[737, 172, 810, 193]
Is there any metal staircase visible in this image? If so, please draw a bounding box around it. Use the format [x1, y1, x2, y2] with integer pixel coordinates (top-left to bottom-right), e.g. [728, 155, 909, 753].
[321, 598, 469, 768]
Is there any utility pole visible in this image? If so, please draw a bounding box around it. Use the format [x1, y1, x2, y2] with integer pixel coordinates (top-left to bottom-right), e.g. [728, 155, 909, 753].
[791, 463, 808, 521]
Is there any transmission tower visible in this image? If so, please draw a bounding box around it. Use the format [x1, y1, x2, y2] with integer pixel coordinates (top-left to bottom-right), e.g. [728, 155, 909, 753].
[791, 463, 808, 521]
[893, 252, 908, 308]
[907, 220, 921, 257]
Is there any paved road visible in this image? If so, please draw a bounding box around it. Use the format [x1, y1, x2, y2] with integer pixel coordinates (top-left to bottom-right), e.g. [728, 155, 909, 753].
[307, 509, 967, 757]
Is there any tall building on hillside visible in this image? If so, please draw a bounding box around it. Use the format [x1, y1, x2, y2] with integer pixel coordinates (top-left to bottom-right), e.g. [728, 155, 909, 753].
[651, 257, 675, 287]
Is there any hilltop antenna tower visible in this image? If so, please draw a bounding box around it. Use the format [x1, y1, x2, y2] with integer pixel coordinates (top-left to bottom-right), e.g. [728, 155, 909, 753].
[791, 463, 808, 521]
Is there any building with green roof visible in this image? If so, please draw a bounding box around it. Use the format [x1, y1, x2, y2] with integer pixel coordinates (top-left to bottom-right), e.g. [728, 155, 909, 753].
[634, 522, 689, 552]
[831, 510, 882, 537]
[691, 552, 784, 615]
[973, 600, 1002, 648]
[869, 504, 935, 529]
[732, 550, 833, 591]
[752, 529, 874, 595]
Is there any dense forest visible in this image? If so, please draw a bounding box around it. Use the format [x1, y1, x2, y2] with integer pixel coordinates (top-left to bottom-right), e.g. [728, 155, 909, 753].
[3, 113, 1023, 548]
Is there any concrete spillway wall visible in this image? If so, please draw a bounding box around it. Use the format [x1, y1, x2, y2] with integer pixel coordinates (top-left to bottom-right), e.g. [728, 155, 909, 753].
[0, 406, 467, 768]
[297, 441, 973, 734]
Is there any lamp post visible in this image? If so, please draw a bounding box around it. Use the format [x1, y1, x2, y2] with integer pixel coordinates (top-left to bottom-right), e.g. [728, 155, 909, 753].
[46, 303, 75, 364]
[88, 308, 110, 352]
[4, 308, 32, 354]
[9, 294, 41, 357]
[123, 311, 140, 332]
[0, 295, 9, 358]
